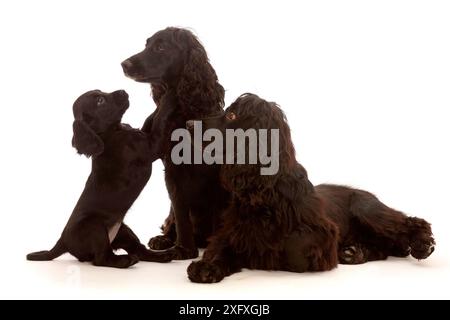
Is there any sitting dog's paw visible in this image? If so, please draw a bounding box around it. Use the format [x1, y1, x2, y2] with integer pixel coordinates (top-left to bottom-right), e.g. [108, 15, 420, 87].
[148, 235, 174, 250]
[339, 245, 367, 264]
[169, 245, 199, 260]
[187, 261, 225, 283]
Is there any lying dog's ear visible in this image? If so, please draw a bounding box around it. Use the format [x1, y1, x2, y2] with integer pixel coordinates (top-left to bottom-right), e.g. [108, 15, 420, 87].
[72, 120, 104, 157]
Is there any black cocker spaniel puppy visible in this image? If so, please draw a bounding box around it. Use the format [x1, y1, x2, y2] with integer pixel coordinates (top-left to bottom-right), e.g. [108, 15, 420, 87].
[122, 27, 229, 259]
[187, 93, 435, 283]
[26, 90, 175, 268]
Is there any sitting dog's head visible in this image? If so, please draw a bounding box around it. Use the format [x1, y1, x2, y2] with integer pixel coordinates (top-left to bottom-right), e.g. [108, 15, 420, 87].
[121, 27, 190, 84]
[121, 27, 224, 113]
[72, 90, 129, 157]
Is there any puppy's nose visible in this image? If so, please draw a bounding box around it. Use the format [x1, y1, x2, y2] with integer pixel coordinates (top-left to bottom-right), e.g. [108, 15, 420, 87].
[186, 120, 195, 130]
[117, 90, 128, 99]
[121, 59, 133, 74]
[112, 90, 129, 105]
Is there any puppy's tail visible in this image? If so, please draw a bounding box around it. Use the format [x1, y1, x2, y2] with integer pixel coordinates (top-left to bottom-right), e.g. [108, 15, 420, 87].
[26, 238, 66, 261]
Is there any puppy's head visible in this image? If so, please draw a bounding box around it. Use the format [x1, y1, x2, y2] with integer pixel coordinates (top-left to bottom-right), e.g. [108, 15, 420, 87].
[72, 90, 129, 157]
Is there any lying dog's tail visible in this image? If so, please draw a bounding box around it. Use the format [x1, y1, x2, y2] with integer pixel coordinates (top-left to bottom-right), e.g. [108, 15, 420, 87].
[26, 238, 66, 261]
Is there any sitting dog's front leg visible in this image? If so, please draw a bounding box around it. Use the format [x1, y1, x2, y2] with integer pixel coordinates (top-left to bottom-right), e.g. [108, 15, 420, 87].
[163, 200, 199, 260]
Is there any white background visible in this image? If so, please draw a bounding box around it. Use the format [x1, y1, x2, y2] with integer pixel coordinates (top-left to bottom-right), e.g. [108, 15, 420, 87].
[1, 0, 449, 299]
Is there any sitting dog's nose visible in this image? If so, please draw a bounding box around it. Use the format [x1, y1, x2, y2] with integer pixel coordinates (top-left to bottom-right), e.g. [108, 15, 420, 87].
[121, 59, 133, 74]
[186, 120, 195, 130]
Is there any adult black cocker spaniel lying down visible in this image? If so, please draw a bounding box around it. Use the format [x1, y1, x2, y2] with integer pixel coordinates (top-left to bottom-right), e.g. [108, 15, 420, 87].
[26, 90, 175, 268]
[187, 93, 435, 283]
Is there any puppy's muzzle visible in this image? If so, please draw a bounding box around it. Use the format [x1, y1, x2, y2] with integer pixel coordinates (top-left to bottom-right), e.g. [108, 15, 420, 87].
[112, 90, 129, 108]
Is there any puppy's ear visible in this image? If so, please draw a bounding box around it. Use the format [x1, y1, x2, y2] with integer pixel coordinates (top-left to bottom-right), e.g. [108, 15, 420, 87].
[72, 120, 104, 157]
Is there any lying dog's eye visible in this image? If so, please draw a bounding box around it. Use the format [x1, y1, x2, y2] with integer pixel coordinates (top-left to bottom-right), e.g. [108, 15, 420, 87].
[97, 97, 106, 106]
[226, 112, 237, 120]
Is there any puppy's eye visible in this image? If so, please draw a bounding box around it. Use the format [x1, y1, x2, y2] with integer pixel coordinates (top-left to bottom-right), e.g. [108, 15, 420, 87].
[226, 112, 237, 120]
[97, 96, 106, 106]
[156, 44, 164, 52]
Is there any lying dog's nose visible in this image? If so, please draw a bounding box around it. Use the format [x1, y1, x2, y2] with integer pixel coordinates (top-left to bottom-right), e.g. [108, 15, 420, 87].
[121, 59, 133, 74]
[186, 120, 195, 130]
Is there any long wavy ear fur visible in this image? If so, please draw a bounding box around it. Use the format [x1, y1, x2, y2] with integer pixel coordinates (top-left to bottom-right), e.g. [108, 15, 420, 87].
[72, 120, 104, 157]
[219, 96, 299, 203]
[176, 32, 224, 116]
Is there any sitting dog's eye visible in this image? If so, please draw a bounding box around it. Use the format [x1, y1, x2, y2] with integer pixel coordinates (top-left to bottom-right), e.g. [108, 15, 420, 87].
[156, 44, 165, 52]
[226, 112, 237, 120]
[97, 97, 106, 106]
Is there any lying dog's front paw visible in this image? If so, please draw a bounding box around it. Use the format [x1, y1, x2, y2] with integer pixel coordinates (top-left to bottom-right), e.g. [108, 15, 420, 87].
[187, 261, 225, 283]
[148, 235, 174, 250]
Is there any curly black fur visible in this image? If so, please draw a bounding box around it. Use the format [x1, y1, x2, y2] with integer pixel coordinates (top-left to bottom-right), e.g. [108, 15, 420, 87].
[187, 94, 435, 283]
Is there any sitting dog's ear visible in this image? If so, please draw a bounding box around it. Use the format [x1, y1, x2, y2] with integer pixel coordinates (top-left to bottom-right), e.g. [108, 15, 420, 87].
[72, 120, 104, 157]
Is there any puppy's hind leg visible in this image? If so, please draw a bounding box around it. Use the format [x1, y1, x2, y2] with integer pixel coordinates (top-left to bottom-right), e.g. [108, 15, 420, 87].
[86, 221, 139, 269]
[112, 224, 174, 263]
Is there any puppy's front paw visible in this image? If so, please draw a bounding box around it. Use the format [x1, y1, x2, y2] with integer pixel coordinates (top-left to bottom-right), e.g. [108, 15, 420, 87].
[187, 261, 225, 283]
[148, 235, 174, 250]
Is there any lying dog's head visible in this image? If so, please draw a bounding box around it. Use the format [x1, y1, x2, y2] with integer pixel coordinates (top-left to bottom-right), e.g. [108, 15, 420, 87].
[188, 93, 297, 200]
[121, 27, 224, 114]
[72, 90, 129, 157]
